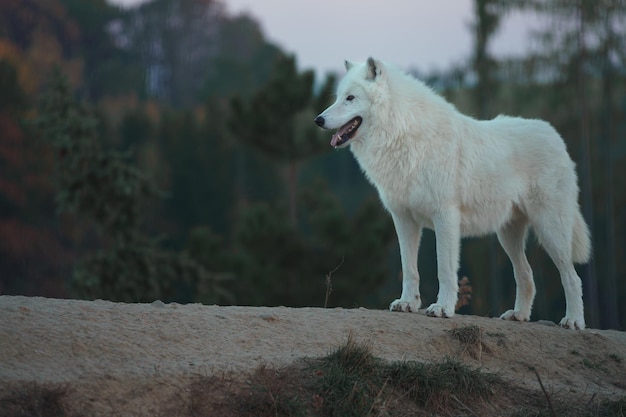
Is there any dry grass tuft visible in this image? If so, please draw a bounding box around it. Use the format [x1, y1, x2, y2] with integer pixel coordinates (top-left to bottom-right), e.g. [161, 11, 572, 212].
[447, 324, 490, 361]
[313, 334, 498, 416]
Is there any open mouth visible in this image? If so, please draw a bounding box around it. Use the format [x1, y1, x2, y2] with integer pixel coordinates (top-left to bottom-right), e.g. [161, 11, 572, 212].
[330, 116, 362, 148]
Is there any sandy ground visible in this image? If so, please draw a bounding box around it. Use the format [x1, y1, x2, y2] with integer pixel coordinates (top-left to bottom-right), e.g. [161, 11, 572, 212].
[1, 296, 625, 416]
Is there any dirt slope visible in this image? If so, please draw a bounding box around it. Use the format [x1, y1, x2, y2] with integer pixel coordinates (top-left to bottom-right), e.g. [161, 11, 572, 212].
[1, 296, 624, 416]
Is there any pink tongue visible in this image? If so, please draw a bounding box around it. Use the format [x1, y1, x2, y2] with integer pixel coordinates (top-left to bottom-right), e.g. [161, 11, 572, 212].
[330, 122, 351, 147]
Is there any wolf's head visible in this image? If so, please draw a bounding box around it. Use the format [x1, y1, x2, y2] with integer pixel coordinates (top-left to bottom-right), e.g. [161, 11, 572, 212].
[314, 57, 385, 148]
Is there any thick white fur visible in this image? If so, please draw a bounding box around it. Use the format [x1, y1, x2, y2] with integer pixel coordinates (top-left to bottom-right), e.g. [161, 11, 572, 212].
[316, 58, 591, 329]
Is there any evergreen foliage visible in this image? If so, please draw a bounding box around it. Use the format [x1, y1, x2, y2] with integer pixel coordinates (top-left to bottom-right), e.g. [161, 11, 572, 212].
[230, 54, 336, 223]
[36, 69, 156, 243]
[35, 69, 230, 304]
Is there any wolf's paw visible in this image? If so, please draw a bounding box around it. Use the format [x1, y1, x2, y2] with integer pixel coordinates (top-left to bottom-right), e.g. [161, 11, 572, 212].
[499, 310, 530, 322]
[559, 316, 585, 330]
[425, 303, 454, 318]
[389, 298, 420, 313]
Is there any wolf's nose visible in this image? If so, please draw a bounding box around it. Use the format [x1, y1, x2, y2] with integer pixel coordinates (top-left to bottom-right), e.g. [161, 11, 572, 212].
[314, 115, 325, 127]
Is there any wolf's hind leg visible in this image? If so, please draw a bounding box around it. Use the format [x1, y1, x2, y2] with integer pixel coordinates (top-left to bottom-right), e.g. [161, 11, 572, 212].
[532, 209, 585, 329]
[497, 211, 535, 322]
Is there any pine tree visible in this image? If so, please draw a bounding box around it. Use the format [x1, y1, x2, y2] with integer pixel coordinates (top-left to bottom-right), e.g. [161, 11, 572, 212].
[36, 69, 231, 303]
[229, 54, 335, 225]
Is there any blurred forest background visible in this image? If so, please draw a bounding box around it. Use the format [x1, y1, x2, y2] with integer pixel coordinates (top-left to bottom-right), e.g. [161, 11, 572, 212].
[0, 0, 624, 329]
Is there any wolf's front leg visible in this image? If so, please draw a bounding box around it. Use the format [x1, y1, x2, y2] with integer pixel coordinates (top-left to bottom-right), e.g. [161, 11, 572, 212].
[426, 208, 461, 318]
[389, 212, 423, 313]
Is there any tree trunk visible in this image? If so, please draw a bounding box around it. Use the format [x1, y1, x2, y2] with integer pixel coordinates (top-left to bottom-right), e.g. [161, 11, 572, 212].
[601, 18, 618, 329]
[471, 0, 502, 317]
[577, 3, 599, 328]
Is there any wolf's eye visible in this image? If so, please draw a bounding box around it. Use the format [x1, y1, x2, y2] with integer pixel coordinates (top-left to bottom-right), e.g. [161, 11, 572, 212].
[346, 95, 355, 101]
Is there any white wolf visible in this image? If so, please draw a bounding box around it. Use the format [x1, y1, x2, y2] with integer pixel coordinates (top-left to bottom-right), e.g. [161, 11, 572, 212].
[314, 58, 591, 329]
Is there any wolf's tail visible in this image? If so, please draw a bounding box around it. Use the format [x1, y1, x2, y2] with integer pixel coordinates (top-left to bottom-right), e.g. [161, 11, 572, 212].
[572, 209, 591, 264]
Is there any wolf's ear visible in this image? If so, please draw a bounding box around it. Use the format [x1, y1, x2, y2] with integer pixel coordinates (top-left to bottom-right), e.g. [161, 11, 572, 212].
[344, 60, 354, 71]
[366, 57, 382, 81]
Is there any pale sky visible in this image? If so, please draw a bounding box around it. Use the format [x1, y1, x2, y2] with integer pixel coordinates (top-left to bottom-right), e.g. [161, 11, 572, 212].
[107, 0, 538, 76]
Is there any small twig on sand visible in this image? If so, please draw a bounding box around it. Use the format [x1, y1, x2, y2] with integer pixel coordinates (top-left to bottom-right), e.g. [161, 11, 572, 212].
[324, 257, 344, 308]
[534, 369, 557, 417]
[450, 394, 479, 417]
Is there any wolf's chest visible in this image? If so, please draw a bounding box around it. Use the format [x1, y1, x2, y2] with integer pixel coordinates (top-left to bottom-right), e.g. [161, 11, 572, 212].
[350, 145, 445, 216]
